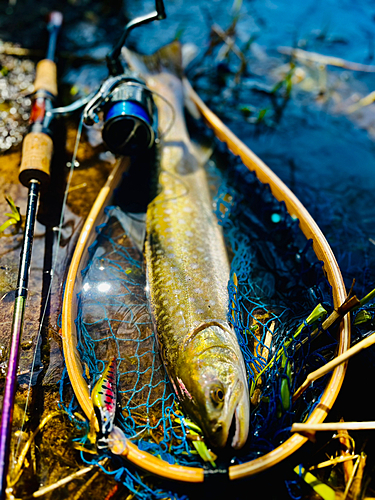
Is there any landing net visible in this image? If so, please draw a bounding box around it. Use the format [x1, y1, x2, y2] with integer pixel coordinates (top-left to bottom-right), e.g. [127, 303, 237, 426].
[61, 142, 340, 493]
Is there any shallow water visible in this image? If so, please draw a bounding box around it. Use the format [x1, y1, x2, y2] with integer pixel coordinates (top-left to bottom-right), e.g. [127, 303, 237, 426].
[1, 0, 375, 498]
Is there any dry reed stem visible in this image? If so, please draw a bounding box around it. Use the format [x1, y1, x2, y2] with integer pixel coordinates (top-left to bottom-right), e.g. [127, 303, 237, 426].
[278, 47, 375, 72]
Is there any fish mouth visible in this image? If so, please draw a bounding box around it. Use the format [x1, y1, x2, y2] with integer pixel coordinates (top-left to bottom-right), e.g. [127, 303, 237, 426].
[230, 399, 249, 449]
[209, 381, 250, 450]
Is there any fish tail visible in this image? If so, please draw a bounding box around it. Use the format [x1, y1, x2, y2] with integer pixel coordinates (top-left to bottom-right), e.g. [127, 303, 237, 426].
[123, 41, 183, 78]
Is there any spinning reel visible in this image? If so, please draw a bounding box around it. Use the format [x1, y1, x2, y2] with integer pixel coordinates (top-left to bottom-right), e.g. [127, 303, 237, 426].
[50, 0, 166, 156]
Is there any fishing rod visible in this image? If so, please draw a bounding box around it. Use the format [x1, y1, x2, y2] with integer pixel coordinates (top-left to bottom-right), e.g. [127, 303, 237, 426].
[0, 4, 166, 493]
[0, 12, 63, 499]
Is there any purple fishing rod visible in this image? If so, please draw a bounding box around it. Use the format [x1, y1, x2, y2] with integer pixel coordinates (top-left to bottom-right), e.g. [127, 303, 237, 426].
[0, 12, 62, 498]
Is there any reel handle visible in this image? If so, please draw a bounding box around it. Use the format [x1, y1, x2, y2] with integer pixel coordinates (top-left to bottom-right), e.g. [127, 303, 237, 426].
[107, 0, 166, 75]
[156, 0, 166, 19]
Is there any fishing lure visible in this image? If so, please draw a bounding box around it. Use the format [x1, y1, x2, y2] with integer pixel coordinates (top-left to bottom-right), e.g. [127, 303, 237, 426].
[91, 357, 128, 455]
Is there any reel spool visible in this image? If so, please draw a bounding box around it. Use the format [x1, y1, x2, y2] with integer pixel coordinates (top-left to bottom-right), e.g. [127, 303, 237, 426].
[83, 74, 157, 156]
[102, 79, 155, 156]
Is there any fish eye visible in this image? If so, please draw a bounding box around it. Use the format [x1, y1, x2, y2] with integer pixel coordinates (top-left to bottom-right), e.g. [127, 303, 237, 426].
[210, 386, 225, 404]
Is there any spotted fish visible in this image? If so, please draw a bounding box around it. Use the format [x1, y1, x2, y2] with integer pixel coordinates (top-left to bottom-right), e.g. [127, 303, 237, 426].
[124, 43, 250, 449]
[91, 357, 127, 455]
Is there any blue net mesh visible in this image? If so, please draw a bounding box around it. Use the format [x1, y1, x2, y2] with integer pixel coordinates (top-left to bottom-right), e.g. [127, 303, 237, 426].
[212, 154, 334, 460]
[61, 143, 345, 495]
[76, 209, 199, 466]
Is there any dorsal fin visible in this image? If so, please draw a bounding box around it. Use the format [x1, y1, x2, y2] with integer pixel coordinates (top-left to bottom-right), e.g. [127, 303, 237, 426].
[123, 41, 183, 78]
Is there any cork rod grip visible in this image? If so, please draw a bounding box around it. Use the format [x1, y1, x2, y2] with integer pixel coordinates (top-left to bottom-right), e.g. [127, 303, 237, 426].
[33, 59, 58, 97]
[19, 132, 53, 188]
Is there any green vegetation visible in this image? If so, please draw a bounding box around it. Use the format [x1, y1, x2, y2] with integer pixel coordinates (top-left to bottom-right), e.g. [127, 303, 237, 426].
[0, 195, 22, 234]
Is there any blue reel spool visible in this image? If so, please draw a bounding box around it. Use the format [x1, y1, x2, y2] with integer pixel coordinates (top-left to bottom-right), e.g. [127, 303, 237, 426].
[102, 78, 156, 156]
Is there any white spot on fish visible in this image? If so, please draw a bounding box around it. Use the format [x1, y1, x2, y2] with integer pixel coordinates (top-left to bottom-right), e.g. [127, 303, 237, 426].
[164, 189, 172, 195]
[183, 206, 193, 213]
[191, 263, 199, 270]
[164, 208, 172, 214]
[177, 219, 185, 225]
[167, 253, 175, 259]
[185, 231, 193, 237]
[179, 311, 185, 326]
[197, 309, 204, 314]
[194, 288, 203, 294]
[202, 277, 209, 283]
[208, 300, 216, 306]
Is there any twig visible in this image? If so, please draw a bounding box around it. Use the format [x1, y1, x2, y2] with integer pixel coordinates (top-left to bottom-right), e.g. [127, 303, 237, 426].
[72, 468, 101, 500]
[0, 45, 104, 63]
[278, 46, 375, 72]
[337, 419, 355, 484]
[309, 454, 359, 471]
[32, 466, 95, 498]
[31, 459, 108, 498]
[292, 421, 375, 433]
[343, 454, 361, 500]
[350, 452, 367, 500]
[250, 320, 275, 405]
[292, 330, 375, 402]
[211, 23, 247, 76]
[347, 91, 375, 113]
[0, 45, 43, 57]
[9, 412, 62, 487]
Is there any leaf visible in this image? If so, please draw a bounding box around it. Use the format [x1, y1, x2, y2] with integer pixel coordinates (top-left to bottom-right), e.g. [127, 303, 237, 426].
[175, 417, 202, 434]
[294, 465, 336, 500]
[280, 377, 290, 411]
[0, 218, 18, 234]
[256, 108, 268, 123]
[175, 417, 216, 465]
[5, 196, 21, 219]
[192, 440, 217, 467]
[354, 310, 372, 325]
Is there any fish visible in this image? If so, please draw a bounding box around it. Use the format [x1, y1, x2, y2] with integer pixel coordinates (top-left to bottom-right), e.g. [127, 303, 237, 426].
[91, 357, 127, 455]
[124, 42, 250, 449]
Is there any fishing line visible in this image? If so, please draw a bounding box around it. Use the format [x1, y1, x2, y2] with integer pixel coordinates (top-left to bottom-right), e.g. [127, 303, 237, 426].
[14, 115, 85, 462]
[150, 88, 176, 140]
[124, 81, 176, 141]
